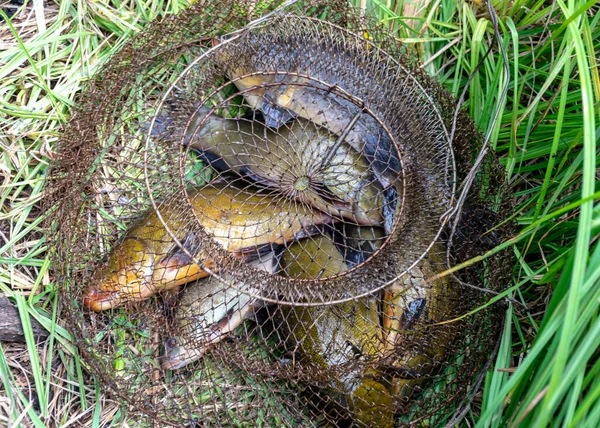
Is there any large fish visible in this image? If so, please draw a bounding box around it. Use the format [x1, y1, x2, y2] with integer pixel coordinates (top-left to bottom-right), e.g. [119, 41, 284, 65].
[282, 237, 456, 424]
[162, 253, 277, 370]
[280, 236, 395, 427]
[155, 107, 388, 228]
[82, 183, 331, 311]
[212, 31, 403, 190]
[381, 242, 456, 397]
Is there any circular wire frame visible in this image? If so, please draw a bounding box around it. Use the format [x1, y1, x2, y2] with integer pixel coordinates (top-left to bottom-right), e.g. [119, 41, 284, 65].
[142, 16, 457, 305]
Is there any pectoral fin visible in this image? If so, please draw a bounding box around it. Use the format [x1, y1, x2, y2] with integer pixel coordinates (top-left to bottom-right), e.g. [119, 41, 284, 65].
[364, 131, 402, 185]
[399, 298, 426, 330]
[195, 150, 231, 172]
[215, 300, 253, 335]
[311, 181, 349, 206]
[332, 229, 368, 268]
[143, 115, 174, 138]
[382, 286, 401, 348]
[233, 242, 280, 262]
[383, 286, 427, 351]
[156, 233, 210, 287]
[260, 94, 297, 129]
[238, 166, 279, 189]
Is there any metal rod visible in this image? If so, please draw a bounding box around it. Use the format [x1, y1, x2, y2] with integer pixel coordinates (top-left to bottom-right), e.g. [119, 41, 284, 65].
[318, 110, 363, 170]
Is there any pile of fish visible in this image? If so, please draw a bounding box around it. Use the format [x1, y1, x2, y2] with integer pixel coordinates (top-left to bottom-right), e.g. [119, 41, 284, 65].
[81, 27, 455, 427]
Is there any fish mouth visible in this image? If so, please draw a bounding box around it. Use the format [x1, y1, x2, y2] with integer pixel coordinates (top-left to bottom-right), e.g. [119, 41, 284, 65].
[82, 286, 122, 312]
[162, 342, 206, 370]
[82, 278, 156, 311]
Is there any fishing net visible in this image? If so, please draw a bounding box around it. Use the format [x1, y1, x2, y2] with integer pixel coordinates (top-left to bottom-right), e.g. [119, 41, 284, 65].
[46, 0, 512, 425]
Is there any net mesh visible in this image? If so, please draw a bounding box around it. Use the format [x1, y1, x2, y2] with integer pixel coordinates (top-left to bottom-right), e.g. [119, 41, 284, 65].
[46, 1, 512, 425]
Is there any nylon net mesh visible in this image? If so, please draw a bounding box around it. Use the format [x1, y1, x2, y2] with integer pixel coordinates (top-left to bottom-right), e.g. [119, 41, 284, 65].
[46, 1, 511, 425]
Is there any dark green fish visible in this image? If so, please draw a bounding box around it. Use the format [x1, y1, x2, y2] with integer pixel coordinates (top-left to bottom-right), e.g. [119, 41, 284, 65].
[157, 106, 388, 227]
[213, 31, 403, 190]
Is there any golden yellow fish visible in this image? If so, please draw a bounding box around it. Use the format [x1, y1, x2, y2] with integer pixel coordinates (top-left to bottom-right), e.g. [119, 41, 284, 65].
[82, 184, 332, 311]
[282, 237, 456, 424]
[280, 236, 394, 427]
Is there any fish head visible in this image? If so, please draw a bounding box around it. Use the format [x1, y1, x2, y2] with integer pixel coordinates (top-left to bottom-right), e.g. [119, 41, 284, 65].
[161, 278, 235, 370]
[162, 335, 206, 370]
[161, 305, 239, 371]
[381, 244, 455, 391]
[82, 238, 155, 311]
[161, 289, 254, 370]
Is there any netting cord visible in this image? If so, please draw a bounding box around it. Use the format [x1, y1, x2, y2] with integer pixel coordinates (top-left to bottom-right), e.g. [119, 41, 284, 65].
[141, 0, 300, 285]
[227, 0, 300, 36]
[141, 2, 459, 306]
[444, 324, 504, 427]
[444, 3, 511, 421]
[319, 110, 363, 169]
[444, 0, 511, 293]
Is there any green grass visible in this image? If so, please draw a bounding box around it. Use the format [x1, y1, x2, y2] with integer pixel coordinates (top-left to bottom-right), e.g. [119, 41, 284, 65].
[0, 0, 598, 426]
[367, 0, 598, 426]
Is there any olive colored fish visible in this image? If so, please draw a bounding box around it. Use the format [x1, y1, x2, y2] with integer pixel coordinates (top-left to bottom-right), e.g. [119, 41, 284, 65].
[213, 32, 402, 189]
[162, 253, 277, 370]
[282, 237, 456, 424]
[281, 236, 395, 427]
[159, 107, 386, 227]
[82, 184, 331, 311]
[381, 242, 456, 397]
[279, 234, 347, 279]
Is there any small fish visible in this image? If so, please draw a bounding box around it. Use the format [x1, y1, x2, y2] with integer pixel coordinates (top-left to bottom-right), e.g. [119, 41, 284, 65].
[82, 183, 331, 311]
[162, 253, 278, 370]
[157, 106, 387, 228]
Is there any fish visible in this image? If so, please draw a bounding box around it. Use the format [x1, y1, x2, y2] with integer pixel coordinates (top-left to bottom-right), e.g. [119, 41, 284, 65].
[157, 106, 387, 228]
[280, 236, 394, 427]
[82, 183, 332, 311]
[282, 237, 456, 423]
[212, 31, 403, 190]
[279, 234, 347, 279]
[162, 252, 278, 370]
[381, 242, 456, 397]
